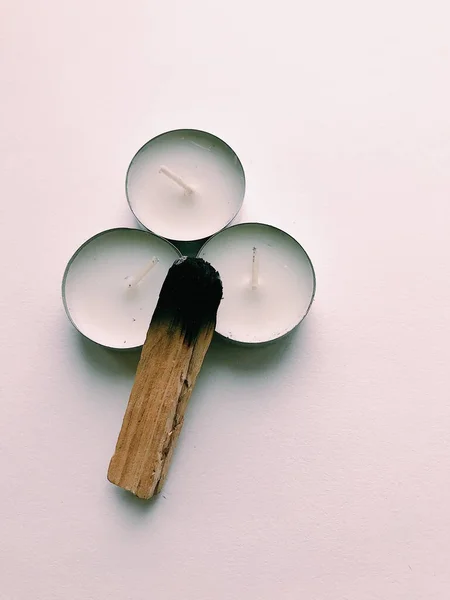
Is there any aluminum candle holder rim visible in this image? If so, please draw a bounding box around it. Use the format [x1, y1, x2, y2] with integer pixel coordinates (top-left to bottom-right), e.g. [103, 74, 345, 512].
[197, 222, 317, 346]
[61, 227, 182, 351]
[125, 128, 246, 243]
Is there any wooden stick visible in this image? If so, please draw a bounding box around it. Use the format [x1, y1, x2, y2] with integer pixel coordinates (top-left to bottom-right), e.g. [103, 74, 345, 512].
[107, 257, 222, 499]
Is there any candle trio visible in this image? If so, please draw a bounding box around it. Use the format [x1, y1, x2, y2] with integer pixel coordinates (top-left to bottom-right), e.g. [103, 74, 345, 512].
[63, 129, 316, 499]
[63, 129, 315, 347]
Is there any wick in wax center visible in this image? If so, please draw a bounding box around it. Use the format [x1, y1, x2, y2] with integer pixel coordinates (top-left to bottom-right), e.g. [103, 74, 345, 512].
[159, 165, 195, 196]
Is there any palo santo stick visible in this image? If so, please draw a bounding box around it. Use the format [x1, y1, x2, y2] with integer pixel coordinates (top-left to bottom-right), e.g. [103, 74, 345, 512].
[108, 257, 222, 499]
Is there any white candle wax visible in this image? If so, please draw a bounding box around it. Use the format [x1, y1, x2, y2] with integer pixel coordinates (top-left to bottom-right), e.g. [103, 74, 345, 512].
[126, 129, 245, 241]
[198, 223, 316, 344]
[62, 228, 181, 349]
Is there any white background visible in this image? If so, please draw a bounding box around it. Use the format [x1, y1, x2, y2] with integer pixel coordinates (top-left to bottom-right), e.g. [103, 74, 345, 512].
[1, 1, 450, 598]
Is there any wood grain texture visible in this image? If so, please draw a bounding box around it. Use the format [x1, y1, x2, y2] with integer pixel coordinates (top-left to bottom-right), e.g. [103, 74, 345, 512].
[107, 319, 216, 499]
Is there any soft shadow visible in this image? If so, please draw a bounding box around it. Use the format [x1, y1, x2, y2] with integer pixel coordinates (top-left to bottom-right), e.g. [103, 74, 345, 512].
[174, 239, 205, 257]
[77, 334, 141, 378]
[105, 484, 165, 525]
[110, 486, 161, 516]
[203, 325, 303, 374]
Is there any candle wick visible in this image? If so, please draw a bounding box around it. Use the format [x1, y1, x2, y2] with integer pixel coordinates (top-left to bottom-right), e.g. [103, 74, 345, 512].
[127, 256, 159, 288]
[251, 247, 259, 290]
[159, 165, 194, 195]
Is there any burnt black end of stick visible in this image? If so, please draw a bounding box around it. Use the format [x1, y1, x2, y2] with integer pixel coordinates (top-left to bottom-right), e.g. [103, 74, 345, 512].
[151, 257, 223, 346]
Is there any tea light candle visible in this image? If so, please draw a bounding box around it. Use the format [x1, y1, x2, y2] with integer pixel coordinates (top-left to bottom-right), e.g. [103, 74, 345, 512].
[62, 228, 181, 349]
[126, 129, 246, 241]
[198, 223, 316, 344]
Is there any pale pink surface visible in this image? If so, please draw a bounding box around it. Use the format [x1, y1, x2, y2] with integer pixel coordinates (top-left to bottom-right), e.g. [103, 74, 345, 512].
[1, 1, 450, 599]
